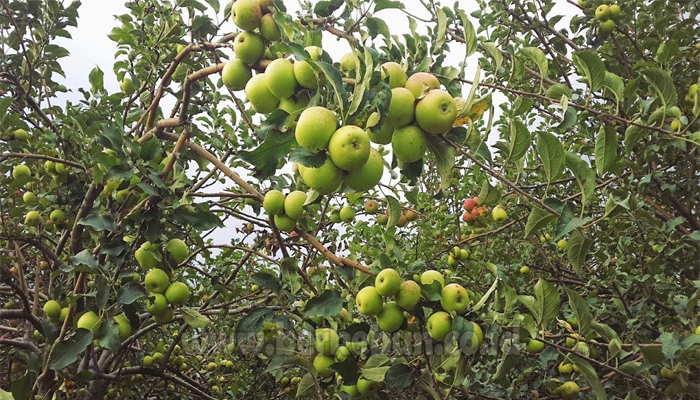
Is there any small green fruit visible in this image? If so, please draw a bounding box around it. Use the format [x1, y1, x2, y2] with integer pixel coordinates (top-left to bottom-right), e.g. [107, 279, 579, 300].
[144, 268, 170, 294]
[339, 206, 355, 223]
[22, 192, 37, 205]
[263, 190, 285, 215]
[43, 300, 61, 320]
[12, 165, 31, 180]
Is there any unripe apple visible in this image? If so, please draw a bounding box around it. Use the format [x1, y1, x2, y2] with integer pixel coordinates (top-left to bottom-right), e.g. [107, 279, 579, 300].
[234, 31, 264, 65]
[357, 378, 380, 396]
[595, 4, 610, 20]
[263, 190, 285, 215]
[147, 293, 168, 315]
[265, 58, 297, 99]
[49, 209, 66, 225]
[54, 163, 70, 176]
[152, 307, 174, 325]
[375, 301, 404, 332]
[356, 286, 383, 315]
[77, 311, 102, 333]
[22, 192, 37, 205]
[395, 280, 420, 310]
[165, 238, 188, 265]
[608, 4, 621, 20]
[492, 205, 507, 223]
[231, 0, 262, 31]
[415, 89, 458, 134]
[560, 381, 579, 400]
[375, 268, 401, 297]
[25, 211, 42, 226]
[339, 52, 356, 76]
[245, 73, 280, 114]
[339, 206, 355, 223]
[557, 239, 568, 252]
[364, 200, 379, 214]
[314, 328, 340, 355]
[392, 125, 428, 163]
[328, 126, 371, 171]
[427, 311, 452, 341]
[670, 119, 681, 131]
[259, 13, 281, 41]
[558, 362, 573, 374]
[44, 160, 56, 174]
[380, 62, 407, 88]
[368, 121, 395, 144]
[221, 59, 252, 91]
[13, 128, 29, 141]
[344, 148, 384, 192]
[120, 78, 136, 96]
[144, 268, 170, 294]
[599, 19, 615, 35]
[405, 210, 418, 221]
[520, 266, 530, 274]
[114, 313, 132, 341]
[405, 72, 440, 98]
[299, 158, 343, 195]
[377, 214, 388, 225]
[278, 92, 309, 115]
[294, 46, 322, 89]
[284, 190, 306, 220]
[312, 354, 335, 378]
[165, 282, 190, 306]
[387, 87, 415, 127]
[43, 300, 61, 320]
[135, 241, 161, 270]
[440, 283, 470, 313]
[273, 214, 296, 232]
[295, 106, 337, 149]
[695, 325, 700, 335]
[12, 165, 31, 180]
[526, 339, 545, 353]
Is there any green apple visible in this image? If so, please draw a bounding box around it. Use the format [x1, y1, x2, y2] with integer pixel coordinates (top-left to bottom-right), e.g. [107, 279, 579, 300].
[295, 106, 338, 149]
[447, 255, 458, 268]
[420, 270, 445, 287]
[459, 249, 470, 260]
[328, 126, 370, 171]
[339, 206, 355, 223]
[284, 190, 306, 219]
[609, 4, 621, 20]
[25, 211, 41, 226]
[12, 165, 31, 180]
[557, 239, 568, 252]
[560, 381, 579, 400]
[340, 384, 360, 398]
[314, 328, 340, 355]
[347, 341, 367, 355]
[427, 311, 452, 341]
[345, 148, 384, 191]
[375, 301, 404, 332]
[520, 266, 530, 274]
[599, 19, 615, 35]
[165, 282, 190, 306]
[221, 59, 252, 91]
[405, 210, 418, 221]
[559, 362, 573, 374]
[22, 192, 37, 205]
[44, 160, 56, 174]
[274, 214, 296, 232]
[364, 200, 379, 214]
[143, 355, 154, 366]
[312, 354, 335, 378]
[234, 31, 265, 64]
[251, 284, 260, 292]
[13, 128, 29, 141]
[231, 0, 262, 31]
[265, 58, 297, 99]
[595, 4, 610, 20]
[375, 268, 401, 297]
[146, 293, 169, 315]
[356, 286, 383, 315]
[405, 72, 440, 98]
[263, 190, 285, 215]
[387, 87, 416, 127]
[115, 189, 130, 204]
[77, 311, 102, 333]
[695, 325, 700, 335]
[294, 46, 322, 89]
[492, 205, 507, 223]
[440, 283, 469, 313]
[144, 268, 170, 294]
[135, 241, 160, 270]
[59, 307, 69, 322]
[43, 300, 61, 320]
[357, 378, 380, 396]
[335, 345, 350, 361]
[259, 13, 281, 41]
[381, 62, 407, 88]
[165, 238, 188, 264]
[329, 209, 341, 223]
[298, 158, 343, 194]
[660, 367, 676, 380]
[339, 52, 357, 76]
[54, 163, 70, 176]
[526, 339, 545, 353]
[416, 89, 457, 134]
[49, 209, 66, 225]
[120, 78, 136, 96]
[245, 73, 279, 113]
[392, 125, 428, 163]
[377, 214, 388, 225]
[114, 313, 132, 341]
[278, 93, 309, 115]
[395, 280, 420, 310]
[670, 119, 681, 132]
[368, 122, 394, 144]
[464, 322, 483, 353]
[152, 307, 174, 325]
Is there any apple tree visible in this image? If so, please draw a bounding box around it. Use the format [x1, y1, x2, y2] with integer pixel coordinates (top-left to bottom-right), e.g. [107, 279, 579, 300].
[1, 0, 699, 399]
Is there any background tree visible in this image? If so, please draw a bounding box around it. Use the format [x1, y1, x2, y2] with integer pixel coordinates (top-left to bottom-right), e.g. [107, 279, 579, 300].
[0, 0, 699, 399]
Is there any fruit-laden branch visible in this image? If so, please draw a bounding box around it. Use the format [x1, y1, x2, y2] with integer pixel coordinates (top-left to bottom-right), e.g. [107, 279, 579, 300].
[93, 367, 216, 400]
[0, 153, 86, 170]
[442, 137, 561, 217]
[430, 216, 526, 262]
[296, 229, 373, 275]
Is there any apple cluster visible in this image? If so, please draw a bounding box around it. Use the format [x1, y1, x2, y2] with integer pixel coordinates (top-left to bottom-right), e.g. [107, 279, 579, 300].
[593, 3, 621, 35]
[11, 161, 70, 229]
[262, 189, 308, 232]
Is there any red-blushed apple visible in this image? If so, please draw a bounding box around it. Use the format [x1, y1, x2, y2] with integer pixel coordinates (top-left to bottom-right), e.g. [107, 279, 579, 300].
[231, 0, 262, 31]
[405, 72, 440, 98]
[328, 126, 370, 171]
[344, 148, 384, 191]
[295, 106, 337, 149]
[221, 59, 252, 91]
[244, 73, 279, 113]
[463, 198, 478, 211]
[381, 61, 407, 88]
[233, 31, 265, 64]
[416, 89, 458, 134]
[387, 87, 416, 127]
[392, 125, 428, 163]
[298, 158, 343, 194]
[405, 210, 418, 221]
[265, 58, 297, 99]
[364, 200, 379, 214]
[397, 214, 408, 227]
[258, 13, 281, 40]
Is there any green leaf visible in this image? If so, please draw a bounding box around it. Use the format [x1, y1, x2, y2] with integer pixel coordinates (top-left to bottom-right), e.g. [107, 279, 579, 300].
[11, 372, 31, 400]
[569, 355, 607, 400]
[477, 180, 502, 206]
[603, 72, 624, 111]
[565, 152, 596, 209]
[251, 272, 281, 292]
[536, 131, 565, 184]
[182, 308, 210, 328]
[304, 290, 344, 319]
[456, 10, 477, 57]
[49, 329, 94, 370]
[493, 339, 520, 381]
[384, 364, 412, 388]
[641, 68, 677, 107]
[535, 279, 560, 327]
[565, 288, 591, 334]
[657, 331, 681, 360]
[555, 204, 591, 240]
[88, 66, 104, 94]
[508, 119, 531, 162]
[361, 354, 391, 381]
[315, 61, 348, 116]
[594, 125, 618, 176]
[78, 214, 117, 232]
[434, 8, 447, 52]
[295, 372, 316, 398]
[385, 195, 401, 230]
[239, 129, 295, 178]
[374, 0, 404, 12]
[97, 320, 121, 352]
[481, 42, 502, 71]
[235, 308, 271, 345]
[203, 0, 219, 12]
[624, 120, 647, 154]
[566, 230, 593, 274]
[573, 50, 606, 93]
[0, 388, 14, 400]
[425, 136, 455, 190]
[117, 282, 147, 305]
[520, 47, 548, 89]
[367, 17, 390, 39]
[524, 207, 556, 239]
[654, 40, 679, 64]
[545, 84, 572, 100]
[517, 295, 541, 325]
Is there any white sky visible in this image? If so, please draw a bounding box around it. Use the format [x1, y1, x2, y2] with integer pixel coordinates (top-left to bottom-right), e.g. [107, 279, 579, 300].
[53, 0, 577, 251]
